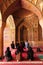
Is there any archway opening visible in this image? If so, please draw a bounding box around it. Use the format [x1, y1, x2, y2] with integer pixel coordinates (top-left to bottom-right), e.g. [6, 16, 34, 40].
[20, 25, 28, 42]
[3, 15, 15, 55]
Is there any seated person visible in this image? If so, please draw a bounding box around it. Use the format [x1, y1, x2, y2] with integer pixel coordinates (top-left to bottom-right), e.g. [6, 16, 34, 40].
[15, 49, 20, 55]
[22, 41, 25, 48]
[16, 42, 20, 52]
[27, 46, 34, 60]
[11, 41, 15, 49]
[25, 40, 30, 48]
[37, 47, 42, 52]
[20, 41, 25, 52]
[20, 41, 23, 52]
[5, 47, 12, 61]
[16, 42, 19, 48]
[20, 41, 25, 60]
[15, 43, 21, 61]
[15, 49, 21, 61]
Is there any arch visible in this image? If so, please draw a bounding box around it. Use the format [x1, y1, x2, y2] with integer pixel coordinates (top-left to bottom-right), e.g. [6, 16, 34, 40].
[2, 0, 42, 22]
[1, 0, 43, 48]
[3, 15, 15, 55]
[18, 14, 39, 46]
[2, 0, 20, 22]
[18, 19, 31, 43]
[21, 0, 42, 20]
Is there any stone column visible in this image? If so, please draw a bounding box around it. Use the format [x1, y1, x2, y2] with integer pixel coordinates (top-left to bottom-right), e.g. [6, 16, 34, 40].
[0, 11, 6, 57]
[0, 22, 6, 57]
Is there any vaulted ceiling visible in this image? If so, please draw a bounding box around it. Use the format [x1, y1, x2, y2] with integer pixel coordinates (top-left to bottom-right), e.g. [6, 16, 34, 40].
[12, 8, 33, 26]
[0, 0, 43, 14]
[0, 0, 43, 23]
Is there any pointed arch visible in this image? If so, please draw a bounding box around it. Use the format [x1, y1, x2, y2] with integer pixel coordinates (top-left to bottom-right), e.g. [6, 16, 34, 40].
[3, 15, 15, 55]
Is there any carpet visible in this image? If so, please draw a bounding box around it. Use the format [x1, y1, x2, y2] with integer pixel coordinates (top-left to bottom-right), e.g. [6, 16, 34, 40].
[0, 61, 43, 65]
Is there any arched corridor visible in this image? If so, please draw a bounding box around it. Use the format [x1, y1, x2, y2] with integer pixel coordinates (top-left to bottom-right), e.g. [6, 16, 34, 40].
[0, 9, 43, 57]
[0, 0, 43, 62]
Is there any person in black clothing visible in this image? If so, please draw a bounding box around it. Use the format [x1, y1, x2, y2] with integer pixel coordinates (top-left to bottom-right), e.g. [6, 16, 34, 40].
[15, 49, 20, 55]
[22, 41, 25, 48]
[20, 41, 26, 60]
[16, 42, 19, 48]
[27, 46, 34, 60]
[16, 42, 21, 52]
[27, 42, 30, 48]
[15, 42, 21, 61]
[5, 47, 12, 61]
[11, 41, 15, 49]
[20, 41, 25, 52]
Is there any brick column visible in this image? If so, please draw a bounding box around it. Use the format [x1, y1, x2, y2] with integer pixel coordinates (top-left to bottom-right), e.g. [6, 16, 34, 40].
[0, 22, 6, 57]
